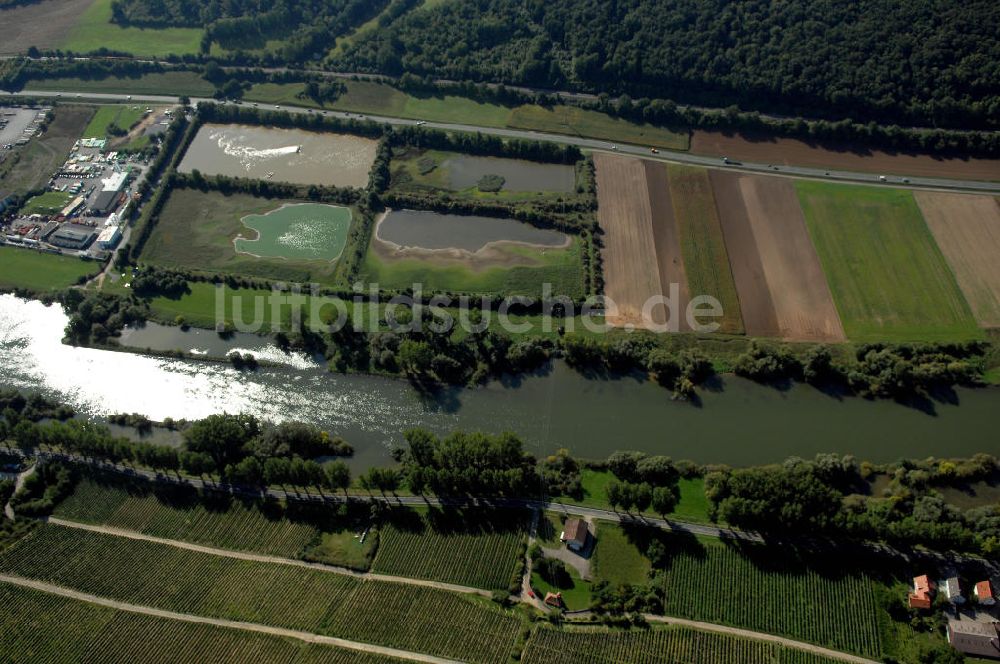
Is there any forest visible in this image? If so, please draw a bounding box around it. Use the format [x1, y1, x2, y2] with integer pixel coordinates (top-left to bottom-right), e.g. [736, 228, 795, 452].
[335, 0, 1000, 129]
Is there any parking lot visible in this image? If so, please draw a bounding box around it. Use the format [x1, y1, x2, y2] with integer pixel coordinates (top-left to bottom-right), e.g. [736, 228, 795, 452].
[0, 106, 50, 149]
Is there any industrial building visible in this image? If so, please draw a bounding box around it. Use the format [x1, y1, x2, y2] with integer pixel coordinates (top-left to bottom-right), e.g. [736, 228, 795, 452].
[96, 225, 122, 250]
[48, 223, 96, 250]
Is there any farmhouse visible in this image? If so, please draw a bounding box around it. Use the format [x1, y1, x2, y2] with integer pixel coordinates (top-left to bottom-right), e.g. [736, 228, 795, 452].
[908, 575, 934, 609]
[560, 519, 589, 552]
[945, 577, 965, 605]
[948, 620, 1000, 659]
[977, 581, 996, 606]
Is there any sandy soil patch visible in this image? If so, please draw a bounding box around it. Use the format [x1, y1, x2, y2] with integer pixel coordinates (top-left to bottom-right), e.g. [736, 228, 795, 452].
[645, 160, 692, 331]
[915, 193, 1000, 328]
[692, 131, 1000, 182]
[0, 0, 95, 54]
[737, 175, 845, 342]
[710, 170, 780, 338]
[594, 153, 664, 328]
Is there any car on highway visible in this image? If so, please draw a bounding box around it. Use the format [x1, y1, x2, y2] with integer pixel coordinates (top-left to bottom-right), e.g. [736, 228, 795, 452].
[416, 120, 427, 126]
[650, 148, 659, 154]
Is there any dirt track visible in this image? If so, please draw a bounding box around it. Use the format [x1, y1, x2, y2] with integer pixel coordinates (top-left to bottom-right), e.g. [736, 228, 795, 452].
[0, 0, 94, 54]
[692, 131, 1000, 182]
[915, 193, 1000, 328]
[710, 170, 780, 338]
[594, 153, 664, 328]
[737, 175, 845, 342]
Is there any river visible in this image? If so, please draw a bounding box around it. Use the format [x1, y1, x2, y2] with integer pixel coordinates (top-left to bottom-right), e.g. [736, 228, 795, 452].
[1, 294, 997, 469]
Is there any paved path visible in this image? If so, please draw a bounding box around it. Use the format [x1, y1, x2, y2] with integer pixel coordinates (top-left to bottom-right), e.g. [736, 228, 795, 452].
[3, 462, 35, 520]
[5, 90, 999, 194]
[46, 517, 491, 598]
[641, 615, 879, 664]
[0, 574, 462, 664]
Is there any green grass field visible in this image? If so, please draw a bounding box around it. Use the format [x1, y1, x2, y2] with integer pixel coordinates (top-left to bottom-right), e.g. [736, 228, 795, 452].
[61, 0, 203, 56]
[0, 583, 408, 664]
[660, 536, 884, 658]
[141, 188, 346, 285]
[592, 523, 652, 587]
[668, 164, 744, 334]
[361, 232, 586, 299]
[530, 565, 593, 612]
[245, 80, 689, 151]
[19, 191, 73, 216]
[26, 71, 214, 97]
[522, 625, 844, 664]
[0, 524, 522, 664]
[0, 105, 93, 196]
[372, 508, 527, 591]
[555, 470, 711, 524]
[798, 182, 981, 342]
[0, 246, 99, 292]
[82, 105, 146, 139]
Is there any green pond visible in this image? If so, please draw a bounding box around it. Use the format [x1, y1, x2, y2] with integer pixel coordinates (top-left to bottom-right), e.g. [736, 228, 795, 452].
[235, 203, 351, 261]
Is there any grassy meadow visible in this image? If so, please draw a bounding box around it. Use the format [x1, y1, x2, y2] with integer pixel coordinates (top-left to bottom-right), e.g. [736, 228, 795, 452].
[19, 191, 73, 215]
[26, 71, 214, 97]
[0, 246, 99, 292]
[60, 0, 203, 56]
[82, 105, 146, 139]
[797, 182, 981, 342]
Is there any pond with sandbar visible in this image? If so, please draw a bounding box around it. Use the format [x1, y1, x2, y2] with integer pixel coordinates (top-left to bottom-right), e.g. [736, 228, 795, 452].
[441, 155, 576, 193]
[376, 210, 569, 253]
[179, 124, 377, 187]
[235, 203, 351, 262]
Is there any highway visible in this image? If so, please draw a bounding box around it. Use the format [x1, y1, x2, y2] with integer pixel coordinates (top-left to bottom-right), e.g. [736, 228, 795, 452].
[6, 89, 1000, 194]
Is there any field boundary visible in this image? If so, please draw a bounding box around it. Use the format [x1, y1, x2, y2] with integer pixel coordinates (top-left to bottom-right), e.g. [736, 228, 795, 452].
[46, 517, 492, 597]
[0, 574, 461, 664]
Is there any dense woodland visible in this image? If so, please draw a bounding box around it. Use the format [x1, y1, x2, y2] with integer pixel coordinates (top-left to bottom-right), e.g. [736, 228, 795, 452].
[336, 0, 1000, 129]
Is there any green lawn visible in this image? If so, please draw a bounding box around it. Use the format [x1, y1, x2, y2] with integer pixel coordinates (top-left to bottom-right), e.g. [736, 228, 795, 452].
[555, 469, 711, 524]
[27, 71, 214, 97]
[19, 191, 73, 215]
[798, 182, 981, 342]
[530, 567, 592, 611]
[361, 233, 586, 299]
[61, 0, 203, 56]
[668, 164, 744, 334]
[0, 246, 99, 292]
[82, 105, 146, 140]
[141, 188, 347, 286]
[591, 523, 652, 587]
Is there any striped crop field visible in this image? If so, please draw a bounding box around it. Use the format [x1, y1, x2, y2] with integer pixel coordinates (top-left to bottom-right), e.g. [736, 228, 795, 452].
[0, 582, 407, 664]
[372, 508, 528, 590]
[660, 539, 882, 658]
[0, 524, 521, 664]
[52, 476, 321, 558]
[521, 625, 844, 664]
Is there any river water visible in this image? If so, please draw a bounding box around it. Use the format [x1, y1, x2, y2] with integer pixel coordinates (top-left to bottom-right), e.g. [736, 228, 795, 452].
[1, 294, 997, 469]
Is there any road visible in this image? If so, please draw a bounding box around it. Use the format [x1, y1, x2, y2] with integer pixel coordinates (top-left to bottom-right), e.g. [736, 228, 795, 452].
[0, 574, 464, 664]
[6, 89, 1000, 194]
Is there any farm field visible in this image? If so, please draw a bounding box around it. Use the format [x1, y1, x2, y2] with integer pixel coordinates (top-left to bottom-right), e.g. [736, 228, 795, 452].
[363, 212, 585, 298]
[508, 105, 689, 151]
[0, 524, 522, 664]
[0, 246, 99, 292]
[522, 625, 843, 664]
[0, 104, 94, 196]
[372, 508, 527, 591]
[644, 160, 693, 331]
[0, 0, 94, 54]
[60, 0, 203, 57]
[52, 475, 325, 559]
[660, 537, 883, 658]
[141, 188, 348, 285]
[692, 130, 1000, 182]
[0, 582, 408, 664]
[914, 192, 1000, 328]
[24, 70, 215, 97]
[797, 182, 981, 342]
[82, 104, 146, 139]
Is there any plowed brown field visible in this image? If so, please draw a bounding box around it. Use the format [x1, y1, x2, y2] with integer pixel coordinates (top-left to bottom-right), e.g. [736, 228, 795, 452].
[915, 193, 1000, 328]
[692, 131, 1000, 181]
[645, 161, 692, 331]
[0, 0, 94, 54]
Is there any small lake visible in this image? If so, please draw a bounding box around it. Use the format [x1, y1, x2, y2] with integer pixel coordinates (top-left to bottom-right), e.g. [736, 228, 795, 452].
[235, 203, 352, 262]
[443, 155, 576, 193]
[377, 210, 569, 252]
[179, 124, 376, 188]
[2, 294, 1000, 470]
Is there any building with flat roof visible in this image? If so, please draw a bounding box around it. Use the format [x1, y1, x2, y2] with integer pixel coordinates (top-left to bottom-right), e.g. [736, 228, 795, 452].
[96, 225, 121, 250]
[48, 223, 96, 250]
[91, 190, 122, 216]
[101, 171, 128, 193]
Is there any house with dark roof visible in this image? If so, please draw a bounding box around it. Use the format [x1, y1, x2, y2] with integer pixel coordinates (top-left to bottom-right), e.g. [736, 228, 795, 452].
[48, 223, 96, 250]
[948, 620, 1000, 659]
[560, 518, 589, 552]
[945, 577, 965, 605]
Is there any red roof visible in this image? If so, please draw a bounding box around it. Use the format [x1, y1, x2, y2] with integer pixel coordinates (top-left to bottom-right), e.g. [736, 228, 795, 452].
[909, 575, 934, 609]
[976, 581, 993, 599]
[544, 592, 563, 607]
